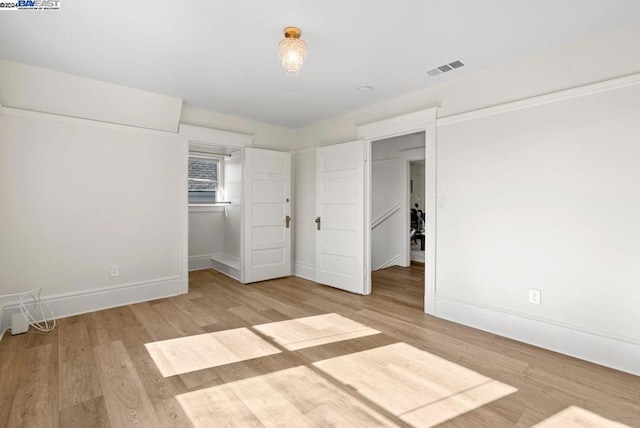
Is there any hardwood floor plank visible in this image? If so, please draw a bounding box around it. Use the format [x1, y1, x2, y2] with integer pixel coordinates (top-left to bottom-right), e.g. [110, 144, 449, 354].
[225, 368, 311, 427]
[106, 305, 189, 402]
[145, 328, 280, 377]
[1, 265, 638, 427]
[0, 334, 27, 427]
[253, 313, 380, 351]
[530, 405, 633, 428]
[250, 293, 312, 320]
[353, 308, 531, 380]
[176, 383, 263, 428]
[228, 305, 273, 325]
[58, 396, 110, 428]
[170, 294, 219, 327]
[152, 301, 206, 337]
[8, 343, 58, 428]
[131, 302, 182, 342]
[212, 282, 272, 313]
[58, 319, 102, 410]
[93, 340, 162, 427]
[179, 367, 223, 391]
[189, 296, 253, 332]
[151, 397, 194, 428]
[85, 307, 123, 347]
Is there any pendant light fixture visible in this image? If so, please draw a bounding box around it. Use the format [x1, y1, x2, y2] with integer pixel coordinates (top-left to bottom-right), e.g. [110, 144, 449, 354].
[278, 26, 307, 77]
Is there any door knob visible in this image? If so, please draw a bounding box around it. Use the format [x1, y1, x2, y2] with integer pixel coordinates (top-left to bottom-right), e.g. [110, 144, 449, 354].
[315, 217, 321, 231]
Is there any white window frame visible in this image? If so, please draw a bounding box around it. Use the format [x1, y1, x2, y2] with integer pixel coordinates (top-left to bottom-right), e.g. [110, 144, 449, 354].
[188, 152, 225, 206]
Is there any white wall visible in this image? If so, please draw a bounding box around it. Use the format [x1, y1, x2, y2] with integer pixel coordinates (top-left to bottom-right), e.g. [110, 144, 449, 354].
[293, 26, 640, 272]
[292, 150, 316, 280]
[0, 60, 296, 308]
[291, 25, 640, 374]
[188, 207, 224, 270]
[0, 60, 188, 334]
[223, 153, 242, 262]
[410, 161, 425, 209]
[295, 25, 640, 149]
[0, 60, 182, 132]
[181, 106, 295, 151]
[436, 82, 640, 346]
[371, 134, 425, 270]
[0, 111, 182, 316]
[371, 158, 403, 270]
[0, 60, 299, 332]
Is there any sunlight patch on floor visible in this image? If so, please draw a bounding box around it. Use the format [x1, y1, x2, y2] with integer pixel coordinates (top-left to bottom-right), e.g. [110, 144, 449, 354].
[313, 342, 517, 427]
[145, 327, 281, 377]
[253, 313, 380, 351]
[175, 366, 397, 427]
[532, 406, 631, 428]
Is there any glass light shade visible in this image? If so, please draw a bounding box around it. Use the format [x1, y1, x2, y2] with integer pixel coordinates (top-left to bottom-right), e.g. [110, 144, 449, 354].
[278, 37, 307, 77]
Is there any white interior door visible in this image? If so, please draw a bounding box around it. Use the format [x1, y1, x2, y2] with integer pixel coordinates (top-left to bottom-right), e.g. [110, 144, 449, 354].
[243, 148, 292, 283]
[315, 140, 366, 294]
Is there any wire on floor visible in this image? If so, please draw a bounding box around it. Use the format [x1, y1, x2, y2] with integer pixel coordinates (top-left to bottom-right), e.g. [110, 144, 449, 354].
[19, 287, 57, 333]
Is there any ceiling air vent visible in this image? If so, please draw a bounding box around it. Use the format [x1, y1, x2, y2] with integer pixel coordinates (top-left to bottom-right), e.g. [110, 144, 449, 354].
[427, 60, 466, 77]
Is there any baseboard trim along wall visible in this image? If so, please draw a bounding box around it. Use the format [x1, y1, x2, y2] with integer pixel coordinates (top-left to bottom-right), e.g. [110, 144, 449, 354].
[293, 261, 316, 282]
[0, 306, 6, 342]
[189, 254, 215, 271]
[210, 255, 241, 282]
[375, 254, 401, 271]
[435, 295, 640, 376]
[0, 276, 181, 339]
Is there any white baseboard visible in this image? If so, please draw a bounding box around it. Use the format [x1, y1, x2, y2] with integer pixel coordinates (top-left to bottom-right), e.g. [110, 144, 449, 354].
[435, 295, 640, 376]
[374, 254, 401, 271]
[0, 276, 181, 339]
[210, 254, 241, 282]
[0, 306, 6, 341]
[294, 261, 316, 282]
[189, 254, 215, 271]
[210, 253, 240, 270]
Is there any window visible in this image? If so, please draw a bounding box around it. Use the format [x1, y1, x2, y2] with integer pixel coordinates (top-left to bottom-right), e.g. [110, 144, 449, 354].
[188, 154, 222, 205]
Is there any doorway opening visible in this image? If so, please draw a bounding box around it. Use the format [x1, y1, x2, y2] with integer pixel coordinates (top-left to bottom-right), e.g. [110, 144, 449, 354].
[312, 107, 437, 313]
[357, 106, 438, 314]
[187, 144, 243, 281]
[180, 125, 292, 289]
[369, 132, 426, 303]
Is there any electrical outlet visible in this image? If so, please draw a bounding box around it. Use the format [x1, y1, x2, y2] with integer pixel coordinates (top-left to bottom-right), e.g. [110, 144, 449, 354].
[529, 288, 541, 305]
[110, 264, 119, 277]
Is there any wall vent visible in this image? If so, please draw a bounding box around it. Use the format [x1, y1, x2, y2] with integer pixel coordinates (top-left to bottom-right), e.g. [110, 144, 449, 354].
[427, 60, 466, 77]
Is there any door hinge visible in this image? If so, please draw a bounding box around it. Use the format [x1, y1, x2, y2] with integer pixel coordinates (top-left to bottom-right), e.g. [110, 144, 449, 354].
[363, 149, 367, 161]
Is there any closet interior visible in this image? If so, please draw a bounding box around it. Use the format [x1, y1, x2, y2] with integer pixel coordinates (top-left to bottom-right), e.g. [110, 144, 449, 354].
[184, 125, 291, 284]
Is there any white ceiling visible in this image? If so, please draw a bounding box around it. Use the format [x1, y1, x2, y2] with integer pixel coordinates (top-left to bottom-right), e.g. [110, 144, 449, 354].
[1, 1, 639, 128]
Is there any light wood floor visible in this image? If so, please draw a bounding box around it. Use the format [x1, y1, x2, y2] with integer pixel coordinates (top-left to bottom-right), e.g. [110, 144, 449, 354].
[1, 264, 638, 427]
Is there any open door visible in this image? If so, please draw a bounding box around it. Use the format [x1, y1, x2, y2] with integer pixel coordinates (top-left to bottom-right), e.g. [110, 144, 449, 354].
[243, 148, 292, 283]
[315, 140, 366, 294]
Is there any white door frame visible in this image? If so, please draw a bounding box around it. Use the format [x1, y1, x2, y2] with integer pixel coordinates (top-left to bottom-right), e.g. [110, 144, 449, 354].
[177, 124, 254, 294]
[178, 136, 189, 294]
[357, 107, 438, 315]
[401, 149, 426, 267]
